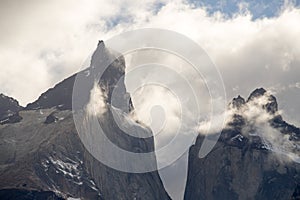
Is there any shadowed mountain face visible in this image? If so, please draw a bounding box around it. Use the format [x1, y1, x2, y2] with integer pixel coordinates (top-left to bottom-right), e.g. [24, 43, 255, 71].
[0, 189, 64, 200]
[0, 42, 170, 200]
[184, 88, 300, 200]
[25, 41, 130, 112]
[0, 94, 23, 125]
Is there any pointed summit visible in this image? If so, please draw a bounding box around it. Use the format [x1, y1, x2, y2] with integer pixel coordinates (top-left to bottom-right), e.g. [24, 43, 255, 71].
[26, 40, 130, 112]
[247, 87, 278, 114]
[230, 95, 245, 109]
[91, 40, 110, 68]
[247, 87, 266, 101]
[98, 40, 104, 46]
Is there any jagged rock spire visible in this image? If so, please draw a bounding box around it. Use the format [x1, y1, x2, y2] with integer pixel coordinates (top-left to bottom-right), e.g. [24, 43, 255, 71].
[25, 41, 130, 112]
[247, 87, 278, 114]
[247, 87, 267, 101]
[230, 95, 245, 109]
[229, 88, 278, 114]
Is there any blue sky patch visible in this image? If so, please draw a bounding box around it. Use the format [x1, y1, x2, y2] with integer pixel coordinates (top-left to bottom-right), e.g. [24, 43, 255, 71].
[189, 0, 300, 19]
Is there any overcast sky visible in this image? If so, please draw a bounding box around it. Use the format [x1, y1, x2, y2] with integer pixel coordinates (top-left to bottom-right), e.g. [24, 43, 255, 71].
[0, 0, 299, 124]
[1, 0, 300, 199]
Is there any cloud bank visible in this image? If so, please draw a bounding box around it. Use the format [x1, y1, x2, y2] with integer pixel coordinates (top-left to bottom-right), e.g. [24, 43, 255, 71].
[1, 1, 300, 199]
[0, 0, 299, 125]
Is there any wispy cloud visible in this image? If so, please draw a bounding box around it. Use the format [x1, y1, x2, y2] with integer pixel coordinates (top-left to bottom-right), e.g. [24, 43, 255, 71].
[221, 91, 300, 163]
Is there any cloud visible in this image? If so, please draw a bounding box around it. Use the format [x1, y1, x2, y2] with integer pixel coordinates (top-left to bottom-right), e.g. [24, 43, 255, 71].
[289, 82, 300, 89]
[0, 0, 299, 113]
[0, 0, 169, 105]
[197, 110, 232, 135]
[86, 82, 106, 116]
[222, 91, 300, 163]
[1, 1, 300, 199]
[136, 2, 300, 126]
[1, 0, 300, 125]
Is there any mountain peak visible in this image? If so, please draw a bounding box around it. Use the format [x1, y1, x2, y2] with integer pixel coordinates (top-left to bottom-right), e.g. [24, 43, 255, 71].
[229, 88, 277, 113]
[91, 40, 111, 69]
[98, 40, 104, 47]
[247, 87, 267, 101]
[25, 40, 130, 112]
[0, 93, 20, 106]
[0, 93, 23, 124]
[229, 95, 245, 109]
[247, 87, 278, 114]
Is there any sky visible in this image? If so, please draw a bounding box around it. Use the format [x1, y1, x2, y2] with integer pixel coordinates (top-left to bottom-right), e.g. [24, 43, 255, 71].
[1, 0, 300, 199]
[0, 0, 299, 125]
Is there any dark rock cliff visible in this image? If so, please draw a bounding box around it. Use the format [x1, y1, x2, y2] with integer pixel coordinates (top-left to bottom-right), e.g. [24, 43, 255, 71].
[25, 41, 130, 112]
[184, 88, 300, 200]
[0, 94, 23, 125]
[0, 189, 64, 200]
[0, 41, 170, 200]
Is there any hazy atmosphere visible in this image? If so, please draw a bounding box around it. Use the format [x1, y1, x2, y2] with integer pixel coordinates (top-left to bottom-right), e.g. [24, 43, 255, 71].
[1, 0, 300, 127]
[1, 1, 300, 200]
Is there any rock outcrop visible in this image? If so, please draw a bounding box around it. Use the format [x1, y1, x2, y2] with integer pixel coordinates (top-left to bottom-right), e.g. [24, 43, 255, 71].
[0, 94, 23, 125]
[25, 41, 130, 112]
[184, 88, 300, 200]
[0, 42, 170, 200]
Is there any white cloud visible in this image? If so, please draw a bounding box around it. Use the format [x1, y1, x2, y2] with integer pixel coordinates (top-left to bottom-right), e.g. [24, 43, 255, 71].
[1, 1, 300, 199]
[289, 82, 300, 89]
[0, 0, 168, 105]
[1, 0, 300, 124]
[1, 1, 300, 115]
[86, 82, 106, 116]
[223, 91, 300, 163]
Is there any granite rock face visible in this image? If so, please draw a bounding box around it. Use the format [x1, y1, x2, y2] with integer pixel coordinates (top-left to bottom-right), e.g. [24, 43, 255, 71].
[3, 39, 300, 200]
[25, 41, 130, 112]
[184, 88, 300, 200]
[247, 87, 278, 114]
[0, 42, 170, 200]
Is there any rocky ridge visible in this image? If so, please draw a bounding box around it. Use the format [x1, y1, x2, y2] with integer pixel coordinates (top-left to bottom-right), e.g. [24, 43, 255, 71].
[0, 94, 23, 125]
[0, 41, 170, 200]
[184, 88, 300, 200]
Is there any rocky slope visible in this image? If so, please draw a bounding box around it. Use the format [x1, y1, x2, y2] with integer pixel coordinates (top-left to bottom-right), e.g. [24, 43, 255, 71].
[0, 189, 64, 200]
[0, 41, 170, 199]
[184, 88, 300, 200]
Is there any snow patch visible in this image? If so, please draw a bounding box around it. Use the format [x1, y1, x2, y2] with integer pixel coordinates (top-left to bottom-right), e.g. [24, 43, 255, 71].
[231, 134, 244, 142]
[48, 156, 81, 178]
